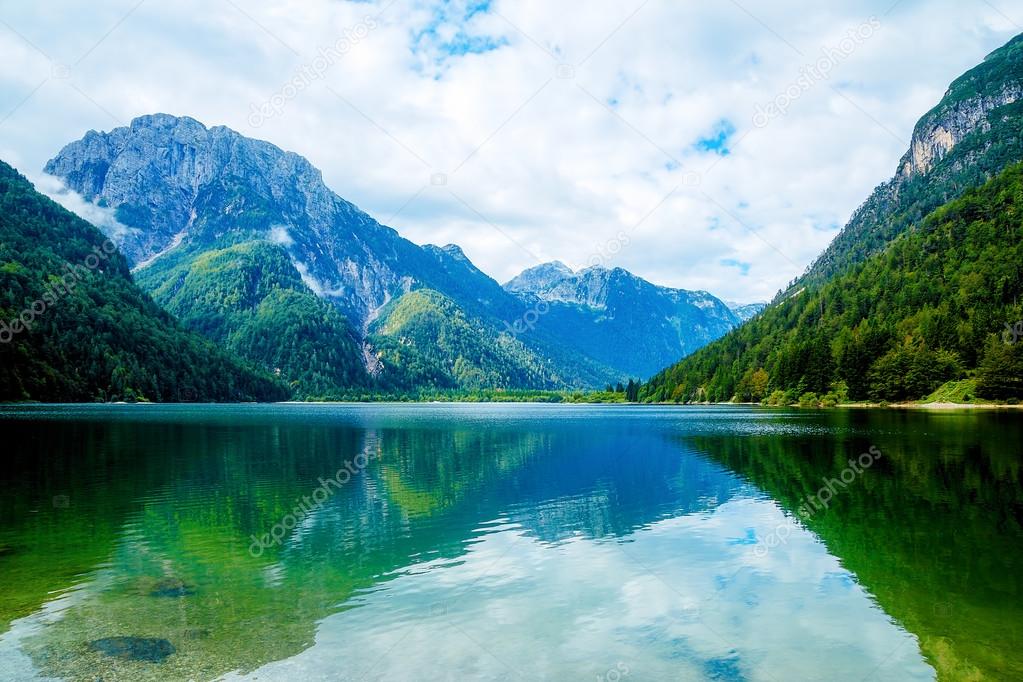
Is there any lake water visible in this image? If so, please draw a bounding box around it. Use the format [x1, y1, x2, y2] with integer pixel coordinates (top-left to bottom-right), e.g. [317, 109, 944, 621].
[0, 404, 1020, 681]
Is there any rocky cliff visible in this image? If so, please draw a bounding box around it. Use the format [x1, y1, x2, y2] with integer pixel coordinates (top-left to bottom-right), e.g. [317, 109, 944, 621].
[44, 114, 435, 326]
[898, 80, 1022, 179]
[798, 33, 1023, 290]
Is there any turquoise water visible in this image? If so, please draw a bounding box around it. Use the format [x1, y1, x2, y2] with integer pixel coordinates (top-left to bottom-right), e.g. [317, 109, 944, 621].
[0, 404, 1020, 680]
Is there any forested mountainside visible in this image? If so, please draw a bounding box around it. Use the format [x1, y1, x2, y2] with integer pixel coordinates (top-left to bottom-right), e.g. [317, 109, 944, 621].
[643, 33, 1023, 405]
[798, 33, 1023, 289]
[643, 163, 1023, 404]
[367, 289, 564, 390]
[135, 239, 370, 397]
[0, 161, 288, 402]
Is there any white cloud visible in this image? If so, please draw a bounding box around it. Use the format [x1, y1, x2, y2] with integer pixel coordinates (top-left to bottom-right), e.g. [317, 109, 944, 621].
[0, 0, 1017, 303]
[268, 225, 295, 247]
[29, 172, 138, 241]
[293, 260, 344, 298]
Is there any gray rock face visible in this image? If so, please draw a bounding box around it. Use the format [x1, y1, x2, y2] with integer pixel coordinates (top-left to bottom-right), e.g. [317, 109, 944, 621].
[898, 84, 1022, 179]
[507, 262, 737, 322]
[504, 261, 574, 294]
[45, 114, 434, 325]
[797, 33, 1023, 290]
[897, 37, 1023, 180]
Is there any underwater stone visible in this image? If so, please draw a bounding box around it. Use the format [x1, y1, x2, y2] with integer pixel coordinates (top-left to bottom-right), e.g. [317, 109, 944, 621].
[89, 637, 176, 663]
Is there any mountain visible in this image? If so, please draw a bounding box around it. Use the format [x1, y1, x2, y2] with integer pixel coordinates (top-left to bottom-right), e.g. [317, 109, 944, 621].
[0, 160, 288, 402]
[504, 261, 575, 294]
[367, 289, 563, 390]
[642, 34, 1023, 404]
[725, 301, 766, 322]
[796, 33, 1023, 290]
[44, 114, 739, 391]
[43, 114, 615, 391]
[644, 163, 1023, 403]
[44, 114, 455, 327]
[504, 263, 740, 379]
[134, 239, 369, 397]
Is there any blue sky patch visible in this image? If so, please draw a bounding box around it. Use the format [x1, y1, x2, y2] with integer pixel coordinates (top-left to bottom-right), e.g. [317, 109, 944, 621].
[444, 33, 507, 57]
[411, 0, 506, 69]
[694, 118, 736, 156]
[721, 258, 751, 276]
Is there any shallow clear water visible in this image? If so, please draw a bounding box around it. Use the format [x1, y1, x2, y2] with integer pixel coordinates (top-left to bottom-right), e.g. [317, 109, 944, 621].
[0, 404, 1020, 680]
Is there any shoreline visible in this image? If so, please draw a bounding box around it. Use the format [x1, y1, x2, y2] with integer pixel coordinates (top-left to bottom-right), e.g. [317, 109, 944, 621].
[889, 401, 1023, 410]
[705, 400, 1023, 410]
[3, 399, 1022, 410]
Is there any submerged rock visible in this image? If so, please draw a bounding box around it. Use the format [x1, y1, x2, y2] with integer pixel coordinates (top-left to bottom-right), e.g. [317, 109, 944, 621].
[89, 636, 175, 663]
[149, 577, 194, 598]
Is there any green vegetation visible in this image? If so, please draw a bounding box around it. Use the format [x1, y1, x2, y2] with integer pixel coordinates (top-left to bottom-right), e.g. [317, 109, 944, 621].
[802, 34, 1023, 287]
[136, 240, 369, 398]
[643, 163, 1023, 405]
[135, 254, 627, 399]
[923, 379, 980, 404]
[368, 289, 564, 390]
[0, 161, 288, 402]
[290, 384, 642, 403]
[300, 388, 570, 402]
[284, 375, 643, 402]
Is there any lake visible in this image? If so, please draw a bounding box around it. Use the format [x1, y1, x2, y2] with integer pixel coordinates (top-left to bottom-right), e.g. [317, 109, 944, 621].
[0, 404, 1020, 681]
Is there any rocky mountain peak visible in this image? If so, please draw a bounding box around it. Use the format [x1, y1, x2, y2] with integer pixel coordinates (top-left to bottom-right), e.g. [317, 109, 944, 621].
[43, 113, 423, 324]
[503, 261, 575, 293]
[897, 34, 1023, 179]
[439, 244, 468, 260]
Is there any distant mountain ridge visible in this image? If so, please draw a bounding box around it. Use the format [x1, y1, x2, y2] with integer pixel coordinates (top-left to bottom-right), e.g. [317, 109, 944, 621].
[44, 116, 746, 392]
[503, 262, 740, 379]
[725, 302, 767, 322]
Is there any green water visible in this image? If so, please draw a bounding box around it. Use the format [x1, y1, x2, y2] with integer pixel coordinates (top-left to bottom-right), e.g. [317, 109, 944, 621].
[0, 404, 1019, 681]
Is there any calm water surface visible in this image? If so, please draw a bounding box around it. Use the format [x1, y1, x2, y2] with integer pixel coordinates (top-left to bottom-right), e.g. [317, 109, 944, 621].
[0, 404, 1020, 681]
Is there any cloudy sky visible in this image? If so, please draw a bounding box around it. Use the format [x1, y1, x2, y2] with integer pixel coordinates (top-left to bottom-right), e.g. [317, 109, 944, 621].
[0, 1, 1019, 302]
